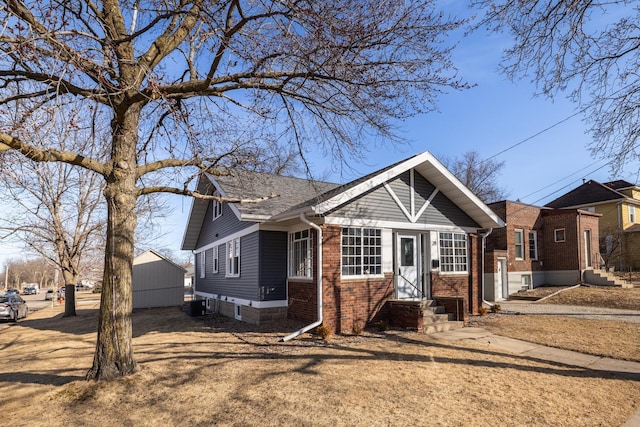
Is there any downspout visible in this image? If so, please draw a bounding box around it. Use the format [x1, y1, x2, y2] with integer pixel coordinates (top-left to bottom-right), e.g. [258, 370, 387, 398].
[479, 228, 494, 307]
[281, 214, 323, 342]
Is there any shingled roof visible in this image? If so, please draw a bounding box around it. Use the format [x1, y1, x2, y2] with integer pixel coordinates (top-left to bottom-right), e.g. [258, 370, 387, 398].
[545, 180, 627, 208]
[213, 170, 340, 219]
[182, 151, 505, 250]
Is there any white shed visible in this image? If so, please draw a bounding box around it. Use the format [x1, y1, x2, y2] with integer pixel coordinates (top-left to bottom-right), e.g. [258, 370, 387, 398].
[133, 250, 187, 309]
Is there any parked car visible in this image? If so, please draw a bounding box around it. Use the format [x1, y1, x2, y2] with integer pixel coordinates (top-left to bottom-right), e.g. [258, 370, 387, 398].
[0, 293, 28, 321]
[6, 288, 19, 295]
[22, 287, 37, 295]
[44, 289, 55, 300]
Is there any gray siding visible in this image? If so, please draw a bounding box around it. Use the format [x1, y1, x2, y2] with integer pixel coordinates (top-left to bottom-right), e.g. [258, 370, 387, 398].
[196, 231, 260, 300]
[258, 231, 287, 301]
[326, 170, 479, 228]
[132, 252, 185, 309]
[196, 200, 254, 248]
[195, 230, 288, 301]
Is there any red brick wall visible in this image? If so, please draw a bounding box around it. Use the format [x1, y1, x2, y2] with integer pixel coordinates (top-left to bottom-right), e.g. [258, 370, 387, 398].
[287, 224, 394, 334]
[321, 224, 393, 333]
[541, 210, 600, 270]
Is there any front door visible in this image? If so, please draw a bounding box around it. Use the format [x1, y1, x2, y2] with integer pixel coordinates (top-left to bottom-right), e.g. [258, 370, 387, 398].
[497, 258, 508, 300]
[396, 234, 420, 299]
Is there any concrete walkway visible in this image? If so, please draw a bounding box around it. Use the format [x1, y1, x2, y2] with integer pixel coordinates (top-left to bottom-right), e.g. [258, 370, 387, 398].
[431, 326, 640, 426]
[498, 300, 640, 323]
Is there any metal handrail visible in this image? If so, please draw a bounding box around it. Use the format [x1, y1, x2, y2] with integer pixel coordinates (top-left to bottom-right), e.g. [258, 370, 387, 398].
[395, 270, 424, 299]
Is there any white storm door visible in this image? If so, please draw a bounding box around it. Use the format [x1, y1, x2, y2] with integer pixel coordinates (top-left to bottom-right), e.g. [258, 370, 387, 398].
[397, 234, 419, 299]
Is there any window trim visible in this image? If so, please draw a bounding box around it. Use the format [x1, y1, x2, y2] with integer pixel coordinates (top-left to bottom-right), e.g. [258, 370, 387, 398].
[226, 238, 240, 277]
[289, 229, 313, 279]
[528, 230, 538, 260]
[554, 228, 566, 243]
[629, 205, 636, 224]
[514, 229, 525, 260]
[438, 232, 468, 274]
[341, 227, 383, 278]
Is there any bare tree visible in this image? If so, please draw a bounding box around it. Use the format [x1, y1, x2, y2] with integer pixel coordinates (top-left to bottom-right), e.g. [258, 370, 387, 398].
[0, 107, 107, 316]
[0, 0, 469, 380]
[441, 150, 507, 203]
[472, 1, 640, 173]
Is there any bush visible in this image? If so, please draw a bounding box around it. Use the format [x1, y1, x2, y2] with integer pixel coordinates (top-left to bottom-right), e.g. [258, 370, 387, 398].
[352, 323, 363, 335]
[316, 325, 332, 340]
[375, 320, 389, 332]
[478, 306, 488, 316]
[490, 303, 501, 313]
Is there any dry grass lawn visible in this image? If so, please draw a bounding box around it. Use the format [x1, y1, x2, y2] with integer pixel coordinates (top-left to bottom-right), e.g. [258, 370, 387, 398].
[1, 293, 639, 427]
[471, 285, 640, 362]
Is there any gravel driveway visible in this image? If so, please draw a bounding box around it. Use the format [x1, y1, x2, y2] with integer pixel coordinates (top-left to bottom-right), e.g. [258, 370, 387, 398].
[499, 300, 640, 324]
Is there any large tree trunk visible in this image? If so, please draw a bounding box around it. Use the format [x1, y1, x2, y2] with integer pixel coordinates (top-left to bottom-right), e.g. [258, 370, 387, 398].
[86, 105, 140, 381]
[62, 270, 79, 318]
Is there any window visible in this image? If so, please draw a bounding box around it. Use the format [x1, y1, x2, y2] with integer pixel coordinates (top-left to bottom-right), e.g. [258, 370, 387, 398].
[289, 229, 312, 278]
[554, 228, 565, 243]
[630, 205, 636, 224]
[439, 232, 468, 273]
[200, 251, 206, 278]
[529, 230, 538, 260]
[341, 227, 382, 276]
[212, 192, 223, 221]
[212, 245, 219, 274]
[226, 238, 240, 277]
[514, 229, 524, 260]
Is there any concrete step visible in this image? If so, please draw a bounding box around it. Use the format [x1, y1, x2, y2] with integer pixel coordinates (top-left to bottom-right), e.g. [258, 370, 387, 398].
[423, 321, 464, 334]
[587, 270, 633, 288]
[423, 313, 454, 324]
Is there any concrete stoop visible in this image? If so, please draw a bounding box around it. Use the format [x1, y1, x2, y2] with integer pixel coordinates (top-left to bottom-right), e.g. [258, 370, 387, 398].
[585, 269, 633, 288]
[422, 302, 464, 334]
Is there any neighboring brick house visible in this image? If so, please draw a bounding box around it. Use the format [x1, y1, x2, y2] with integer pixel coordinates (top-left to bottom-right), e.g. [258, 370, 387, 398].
[484, 200, 600, 300]
[181, 151, 504, 335]
[546, 179, 640, 270]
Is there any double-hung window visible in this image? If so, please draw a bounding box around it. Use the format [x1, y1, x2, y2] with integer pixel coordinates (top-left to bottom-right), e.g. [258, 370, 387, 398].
[439, 232, 467, 273]
[200, 251, 206, 278]
[226, 238, 240, 277]
[529, 230, 538, 260]
[289, 229, 312, 278]
[341, 227, 382, 276]
[212, 191, 223, 221]
[514, 229, 524, 260]
[630, 205, 636, 224]
[212, 245, 219, 274]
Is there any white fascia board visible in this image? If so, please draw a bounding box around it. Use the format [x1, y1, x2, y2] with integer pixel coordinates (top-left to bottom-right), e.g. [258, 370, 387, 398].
[312, 152, 433, 214]
[204, 172, 242, 220]
[324, 216, 475, 233]
[311, 151, 504, 229]
[194, 223, 259, 253]
[415, 153, 505, 228]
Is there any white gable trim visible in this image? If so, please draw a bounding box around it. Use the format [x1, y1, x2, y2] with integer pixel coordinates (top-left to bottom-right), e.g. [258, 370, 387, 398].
[310, 151, 504, 229]
[312, 153, 432, 214]
[204, 173, 242, 220]
[383, 170, 440, 223]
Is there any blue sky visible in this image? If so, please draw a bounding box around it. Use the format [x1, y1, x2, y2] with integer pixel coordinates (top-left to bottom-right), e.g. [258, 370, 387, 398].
[2, 4, 639, 268]
[153, 18, 639, 263]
